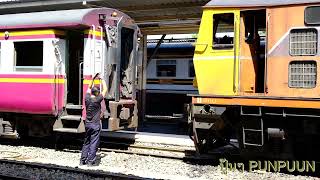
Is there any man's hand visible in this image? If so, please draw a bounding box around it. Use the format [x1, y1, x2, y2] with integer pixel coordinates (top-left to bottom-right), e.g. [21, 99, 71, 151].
[93, 73, 100, 80]
[89, 73, 100, 90]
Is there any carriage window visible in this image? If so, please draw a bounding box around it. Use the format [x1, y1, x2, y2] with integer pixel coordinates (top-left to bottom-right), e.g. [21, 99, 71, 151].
[189, 60, 195, 77]
[290, 29, 317, 56]
[156, 60, 176, 77]
[14, 41, 43, 72]
[213, 13, 234, 50]
[289, 61, 316, 88]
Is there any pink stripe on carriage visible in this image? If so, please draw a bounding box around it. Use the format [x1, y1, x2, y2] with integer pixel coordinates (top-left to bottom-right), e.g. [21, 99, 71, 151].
[0, 81, 65, 115]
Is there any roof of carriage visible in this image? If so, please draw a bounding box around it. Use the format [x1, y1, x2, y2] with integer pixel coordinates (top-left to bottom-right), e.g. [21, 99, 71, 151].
[205, 0, 320, 7]
[0, 0, 210, 34]
[0, 8, 133, 30]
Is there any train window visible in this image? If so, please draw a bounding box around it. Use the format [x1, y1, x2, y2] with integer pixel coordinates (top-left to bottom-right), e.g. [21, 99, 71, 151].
[290, 28, 317, 56]
[189, 60, 195, 77]
[156, 60, 176, 77]
[305, 6, 320, 25]
[212, 13, 234, 50]
[14, 41, 43, 72]
[289, 61, 317, 88]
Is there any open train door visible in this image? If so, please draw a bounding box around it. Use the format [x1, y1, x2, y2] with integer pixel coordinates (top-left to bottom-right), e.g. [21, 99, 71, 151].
[101, 15, 139, 131]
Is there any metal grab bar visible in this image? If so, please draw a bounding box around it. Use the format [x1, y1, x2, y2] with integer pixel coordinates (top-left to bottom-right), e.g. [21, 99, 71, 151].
[79, 62, 83, 105]
[99, 26, 104, 93]
[91, 25, 96, 75]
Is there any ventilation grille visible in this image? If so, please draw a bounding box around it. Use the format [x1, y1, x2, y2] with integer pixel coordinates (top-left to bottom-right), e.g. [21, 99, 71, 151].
[289, 61, 317, 88]
[290, 29, 317, 56]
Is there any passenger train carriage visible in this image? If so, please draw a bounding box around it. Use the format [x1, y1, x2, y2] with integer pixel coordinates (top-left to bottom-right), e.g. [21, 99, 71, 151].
[0, 8, 139, 138]
[189, 0, 320, 159]
[146, 39, 197, 119]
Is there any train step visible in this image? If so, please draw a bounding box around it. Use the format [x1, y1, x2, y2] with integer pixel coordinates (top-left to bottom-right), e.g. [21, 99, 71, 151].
[60, 115, 82, 121]
[53, 128, 80, 133]
[66, 104, 82, 110]
[53, 115, 85, 133]
[65, 104, 82, 115]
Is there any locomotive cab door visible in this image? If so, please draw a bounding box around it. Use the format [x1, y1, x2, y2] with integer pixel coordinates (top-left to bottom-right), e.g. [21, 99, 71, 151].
[212, 11, 240, 95]
[194, 10, 240, 95]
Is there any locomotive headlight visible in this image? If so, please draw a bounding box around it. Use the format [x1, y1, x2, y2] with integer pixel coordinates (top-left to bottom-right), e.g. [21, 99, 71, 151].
[111, 11, 118, 17]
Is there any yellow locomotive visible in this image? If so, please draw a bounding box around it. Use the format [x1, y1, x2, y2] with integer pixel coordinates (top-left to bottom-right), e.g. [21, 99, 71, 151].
[190, 0, 320, 159]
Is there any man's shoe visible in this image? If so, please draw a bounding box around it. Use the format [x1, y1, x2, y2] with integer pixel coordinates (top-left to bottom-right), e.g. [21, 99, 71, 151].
[87, 161, 98, 167]
[79, 161, 86, 166]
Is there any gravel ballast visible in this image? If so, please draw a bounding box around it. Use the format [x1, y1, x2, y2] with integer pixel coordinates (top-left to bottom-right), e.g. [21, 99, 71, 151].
[0, 144, 318, 180]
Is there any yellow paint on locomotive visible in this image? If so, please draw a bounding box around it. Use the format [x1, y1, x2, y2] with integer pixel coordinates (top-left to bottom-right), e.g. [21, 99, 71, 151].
[193, 8, 240, 96]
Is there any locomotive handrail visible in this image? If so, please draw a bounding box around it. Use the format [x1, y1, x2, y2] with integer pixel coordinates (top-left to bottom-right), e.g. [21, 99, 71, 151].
[79, 62, 83, 105]
[99, 25, 104, 93]
[233, 14, 239, 93]
[92, 25, 96, 75]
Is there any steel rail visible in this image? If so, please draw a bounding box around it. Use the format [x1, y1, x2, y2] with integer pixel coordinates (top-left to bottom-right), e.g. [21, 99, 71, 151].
[0, 159, 147, 180]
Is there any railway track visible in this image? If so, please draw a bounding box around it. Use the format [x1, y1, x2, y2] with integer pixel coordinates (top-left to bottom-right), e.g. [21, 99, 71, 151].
[63, 142, 203, 161]
[0, 133, 239, 164]
[0, 158, 147, 180]
[61, 139, 239, 162]
[0, 138, 317, 179]
[0, 173, 28, 180]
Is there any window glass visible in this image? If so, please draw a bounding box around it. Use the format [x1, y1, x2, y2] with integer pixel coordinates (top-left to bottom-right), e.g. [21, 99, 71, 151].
[189, 60, 195, 77]
[213, 13, 234, 49]
[156, 60, 176, 77]
[305, 6, 320, 25]
[14, 41, 43, 72]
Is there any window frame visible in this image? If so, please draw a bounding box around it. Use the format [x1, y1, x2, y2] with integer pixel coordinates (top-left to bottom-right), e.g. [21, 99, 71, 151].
[156, 59, 177, 78]
[212, 13, 235, 50]
[305, 6, 320, 25]
[13, 40, 44, 72]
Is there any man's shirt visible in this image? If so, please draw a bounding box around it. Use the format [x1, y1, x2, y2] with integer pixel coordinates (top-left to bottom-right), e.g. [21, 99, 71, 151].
[85, 93, 103, 123]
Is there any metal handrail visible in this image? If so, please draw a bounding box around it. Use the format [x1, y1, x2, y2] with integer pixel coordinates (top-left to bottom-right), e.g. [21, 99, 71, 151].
[79, 62, 83, 105]
[99, 26, 104, 93]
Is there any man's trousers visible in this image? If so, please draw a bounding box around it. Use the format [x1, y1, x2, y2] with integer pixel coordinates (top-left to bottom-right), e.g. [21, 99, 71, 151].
[80, 121, 101, 163]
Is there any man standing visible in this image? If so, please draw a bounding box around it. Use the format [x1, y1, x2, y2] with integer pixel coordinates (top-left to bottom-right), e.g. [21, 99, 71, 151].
[80, 73, 107, 166]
